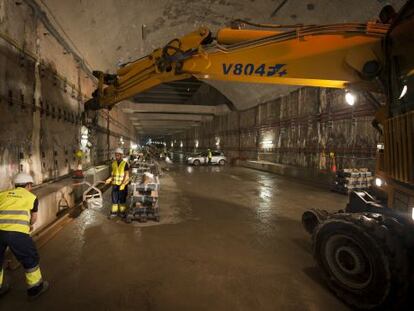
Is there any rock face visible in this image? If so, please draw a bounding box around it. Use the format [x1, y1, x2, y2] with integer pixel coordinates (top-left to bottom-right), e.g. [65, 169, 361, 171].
[0, 0, 137, 189]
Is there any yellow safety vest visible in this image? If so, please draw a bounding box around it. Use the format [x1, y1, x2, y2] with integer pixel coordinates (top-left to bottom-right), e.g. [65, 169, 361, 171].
[112, 160, 127, 185]
[0, 187, 36, 234]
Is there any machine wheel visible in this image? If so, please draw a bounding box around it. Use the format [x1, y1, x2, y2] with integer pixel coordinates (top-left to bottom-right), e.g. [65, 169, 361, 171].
[313, 213, 408, 310]
[193, 159, 201, 166]
[218, 159, 226, 166]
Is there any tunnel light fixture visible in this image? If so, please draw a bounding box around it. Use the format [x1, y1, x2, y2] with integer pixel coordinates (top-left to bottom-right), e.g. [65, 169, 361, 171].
[180, 141, 183, 148]
[345, 91, 356, 106]
[375, 177, 384, 187]
[171, 142, 174, 147]
[215, 137, 220, 147]
[399, 85, 408, 99]
[195, 140, 199, 148]
[262, 140, 273, 149]
[80, 126, 89, 150]
[376, 143, 384, 150]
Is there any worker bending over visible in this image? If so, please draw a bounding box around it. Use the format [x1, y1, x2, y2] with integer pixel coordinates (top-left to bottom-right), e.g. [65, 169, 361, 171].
[0, 173, 49, 299]
[106, 148, 130, 218]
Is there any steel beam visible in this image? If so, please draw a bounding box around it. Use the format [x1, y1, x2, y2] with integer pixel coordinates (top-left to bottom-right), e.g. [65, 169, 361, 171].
[129, 113, 213, 122]
[120, 102, 223, 115]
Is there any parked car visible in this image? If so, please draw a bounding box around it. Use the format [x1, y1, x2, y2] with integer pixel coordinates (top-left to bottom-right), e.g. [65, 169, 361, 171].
[186, 151, 227, 166]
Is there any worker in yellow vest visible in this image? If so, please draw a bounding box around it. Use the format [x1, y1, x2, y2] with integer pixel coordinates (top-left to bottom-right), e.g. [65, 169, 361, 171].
[105, 148, 130, 218]
[0, 173, 49, 299]
[207, 149, 212, 165]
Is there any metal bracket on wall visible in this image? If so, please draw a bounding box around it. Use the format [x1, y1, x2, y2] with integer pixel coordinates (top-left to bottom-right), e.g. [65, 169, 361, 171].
[51, 105, 56, 119]
[20, 91, 25, 111]
[32, 98, 36, 113]
[19, 53, 25, 67]
[40, 63, 46, 78]
[40, 99, 44, 115]
[8, 90, 13, 106]
[45, 102, 50, 116]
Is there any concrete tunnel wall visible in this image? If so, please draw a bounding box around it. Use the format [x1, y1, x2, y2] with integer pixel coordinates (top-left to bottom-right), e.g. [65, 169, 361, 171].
[171, 87, 380, 180]
[0, 0, 137, 231]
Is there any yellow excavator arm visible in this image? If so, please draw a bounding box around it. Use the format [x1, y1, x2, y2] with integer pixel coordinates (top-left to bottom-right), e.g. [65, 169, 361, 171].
[85, 22, 389, 110]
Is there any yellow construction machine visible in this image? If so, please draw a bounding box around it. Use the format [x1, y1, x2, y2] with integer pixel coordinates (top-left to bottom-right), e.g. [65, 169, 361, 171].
[86, 1, 414, 309]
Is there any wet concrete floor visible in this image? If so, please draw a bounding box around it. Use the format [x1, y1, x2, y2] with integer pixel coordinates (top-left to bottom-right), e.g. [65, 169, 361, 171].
[0, 165, 350, 310]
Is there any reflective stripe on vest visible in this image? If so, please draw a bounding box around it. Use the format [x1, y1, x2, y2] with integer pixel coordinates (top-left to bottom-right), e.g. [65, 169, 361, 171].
[0, 187, 35, 234]
[0, 219, 30, 225]
[0, 267, 3, 286]
[0, 210, 29, 215]
[112, 161, 126, 185]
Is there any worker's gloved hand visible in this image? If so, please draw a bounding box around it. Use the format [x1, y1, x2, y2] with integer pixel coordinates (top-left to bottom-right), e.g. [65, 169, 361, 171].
[105, 178, 112, 185]
[120, 184, 126, 191]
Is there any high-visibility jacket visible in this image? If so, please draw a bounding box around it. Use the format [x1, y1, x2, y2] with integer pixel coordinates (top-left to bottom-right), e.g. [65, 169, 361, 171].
[0, 187, 36, 234]
[208, 151, 212, 159]
[111, 160, 127, 185]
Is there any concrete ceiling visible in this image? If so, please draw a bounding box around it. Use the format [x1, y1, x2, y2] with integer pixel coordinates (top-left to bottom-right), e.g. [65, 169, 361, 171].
[38, 0, 407, 136]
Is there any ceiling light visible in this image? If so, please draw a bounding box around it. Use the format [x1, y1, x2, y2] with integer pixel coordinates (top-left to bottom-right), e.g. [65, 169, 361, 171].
[375, 177, 383, 187]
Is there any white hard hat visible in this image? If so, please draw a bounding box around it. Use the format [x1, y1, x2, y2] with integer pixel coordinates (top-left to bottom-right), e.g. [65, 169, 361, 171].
[14, 173, 34, 185]
[115, 148, 124, 155]
[144, 172, 154, 179]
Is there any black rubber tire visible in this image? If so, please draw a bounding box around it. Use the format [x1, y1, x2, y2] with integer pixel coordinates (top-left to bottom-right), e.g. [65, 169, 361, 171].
[313, 213, 408, 310]
[193, 160, 201, 166]
[218, 159, 226, 166]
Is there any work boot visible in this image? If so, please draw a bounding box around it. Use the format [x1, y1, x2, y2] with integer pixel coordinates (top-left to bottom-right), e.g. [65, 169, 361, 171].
[28, 281, 49, 301]
[0, 283, 10, 297]
[108, 213, 117, 219]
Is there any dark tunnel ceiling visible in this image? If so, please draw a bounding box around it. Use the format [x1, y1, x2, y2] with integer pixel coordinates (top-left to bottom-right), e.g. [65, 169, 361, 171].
[39, 0, 407, 111]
